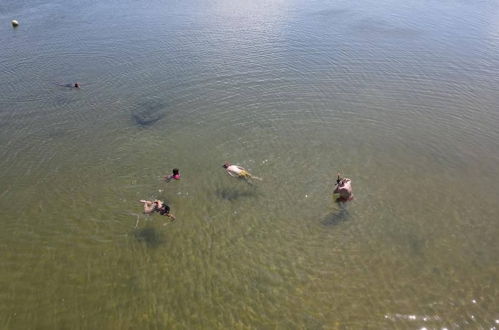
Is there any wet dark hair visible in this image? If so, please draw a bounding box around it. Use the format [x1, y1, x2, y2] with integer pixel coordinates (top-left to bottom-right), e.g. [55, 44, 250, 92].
[223, 162, 230, 169]
[158, 204, 170, 215]
[172, 168, 179, 175]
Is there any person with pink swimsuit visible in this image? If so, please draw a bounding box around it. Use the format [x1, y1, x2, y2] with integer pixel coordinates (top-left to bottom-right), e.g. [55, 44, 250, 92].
[164, 168, 181, 182]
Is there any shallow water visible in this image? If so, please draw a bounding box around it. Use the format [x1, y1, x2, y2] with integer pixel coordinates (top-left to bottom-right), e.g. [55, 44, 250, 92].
[1, 0, 498, 328]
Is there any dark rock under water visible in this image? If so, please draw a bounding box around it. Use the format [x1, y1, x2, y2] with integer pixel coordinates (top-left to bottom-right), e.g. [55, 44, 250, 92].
[131, 98, 167, 127]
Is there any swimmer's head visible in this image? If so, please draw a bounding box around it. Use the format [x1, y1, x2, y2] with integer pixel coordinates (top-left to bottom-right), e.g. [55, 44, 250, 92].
[223, 162, 230, 169]
[172, 168, 179, 175]
[158, 204, 170, 215]
[74, 83, 79, 88]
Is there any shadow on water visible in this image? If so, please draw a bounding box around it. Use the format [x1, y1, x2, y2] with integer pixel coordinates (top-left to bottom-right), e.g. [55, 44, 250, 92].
[47, 128, 69, 139]
[322, 205, 350, 226]
[52, 94, 78, 107]
[215, 187, 258, 201]
[311, 8, 350, 18]
[406, 232, 425, 256]
[353, 17, 421, 38]
[389, 230, 426, 257]
[132, 226, 164, 248]
[131, 97, 167, 127]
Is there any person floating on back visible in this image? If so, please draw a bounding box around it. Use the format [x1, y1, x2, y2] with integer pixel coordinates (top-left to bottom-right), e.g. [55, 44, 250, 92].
[139, 199, 176, 220]
[223, 162, 262, 181]
[333, 173, 353, 202]
[164, 168, 180, 182]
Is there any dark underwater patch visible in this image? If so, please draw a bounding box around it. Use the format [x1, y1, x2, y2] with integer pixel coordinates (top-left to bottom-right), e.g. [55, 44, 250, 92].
[131, 98, 167, 127]
[215, 187, 257, 201]
[322, 207, 349, 226]
[133, 226, 164, 248]
[353, 17, 421, 38]
[312, 8, 350, 18]
[47, 128, 68, 139]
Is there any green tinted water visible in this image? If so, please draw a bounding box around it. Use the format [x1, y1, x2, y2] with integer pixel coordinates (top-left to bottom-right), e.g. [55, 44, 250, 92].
[1, 0, 498, 328]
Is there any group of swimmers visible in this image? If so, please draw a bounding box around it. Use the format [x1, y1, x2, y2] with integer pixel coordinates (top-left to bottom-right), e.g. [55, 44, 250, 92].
[139, 164, 354, 221]
[60, 82, 353, 211]
[57, 81, 354, 215]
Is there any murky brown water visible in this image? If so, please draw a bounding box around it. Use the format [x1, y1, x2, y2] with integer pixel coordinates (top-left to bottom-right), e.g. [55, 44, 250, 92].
[1, 0, 498, 328]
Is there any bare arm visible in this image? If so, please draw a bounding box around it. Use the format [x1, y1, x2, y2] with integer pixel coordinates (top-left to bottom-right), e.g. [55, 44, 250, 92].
[163, 213, 176, 220]
[226, 169, 237, 177]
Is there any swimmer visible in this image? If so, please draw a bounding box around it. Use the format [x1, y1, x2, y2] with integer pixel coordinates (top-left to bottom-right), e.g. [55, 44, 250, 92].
[164, 168, 180, 182]
[223, 162, 262, 181]
[333, 173, 353, 202]
[57, 82, 80, 88]
[139, 199, 163, 214]
[156, 203, 176, 220]
[139, 199, 175, 220]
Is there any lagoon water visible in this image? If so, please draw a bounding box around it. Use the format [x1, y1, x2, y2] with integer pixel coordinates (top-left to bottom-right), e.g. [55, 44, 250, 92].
[1, 0, 499, 328]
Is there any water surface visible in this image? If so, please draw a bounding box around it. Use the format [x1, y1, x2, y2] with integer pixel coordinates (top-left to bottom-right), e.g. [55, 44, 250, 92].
[1, 0, 498, 328]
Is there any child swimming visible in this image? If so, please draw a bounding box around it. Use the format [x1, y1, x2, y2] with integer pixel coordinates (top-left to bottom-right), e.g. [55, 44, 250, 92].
[164, 168, 180, 182]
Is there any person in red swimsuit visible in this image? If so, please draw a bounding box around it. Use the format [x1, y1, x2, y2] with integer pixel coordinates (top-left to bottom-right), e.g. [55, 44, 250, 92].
[164, 168, 181, 182]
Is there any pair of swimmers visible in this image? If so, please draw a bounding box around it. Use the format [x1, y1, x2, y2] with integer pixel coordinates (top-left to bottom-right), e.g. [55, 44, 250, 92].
[139, 168, 181, 219]
[224, 163, 353, 202]
[163, 164, 259, 181]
